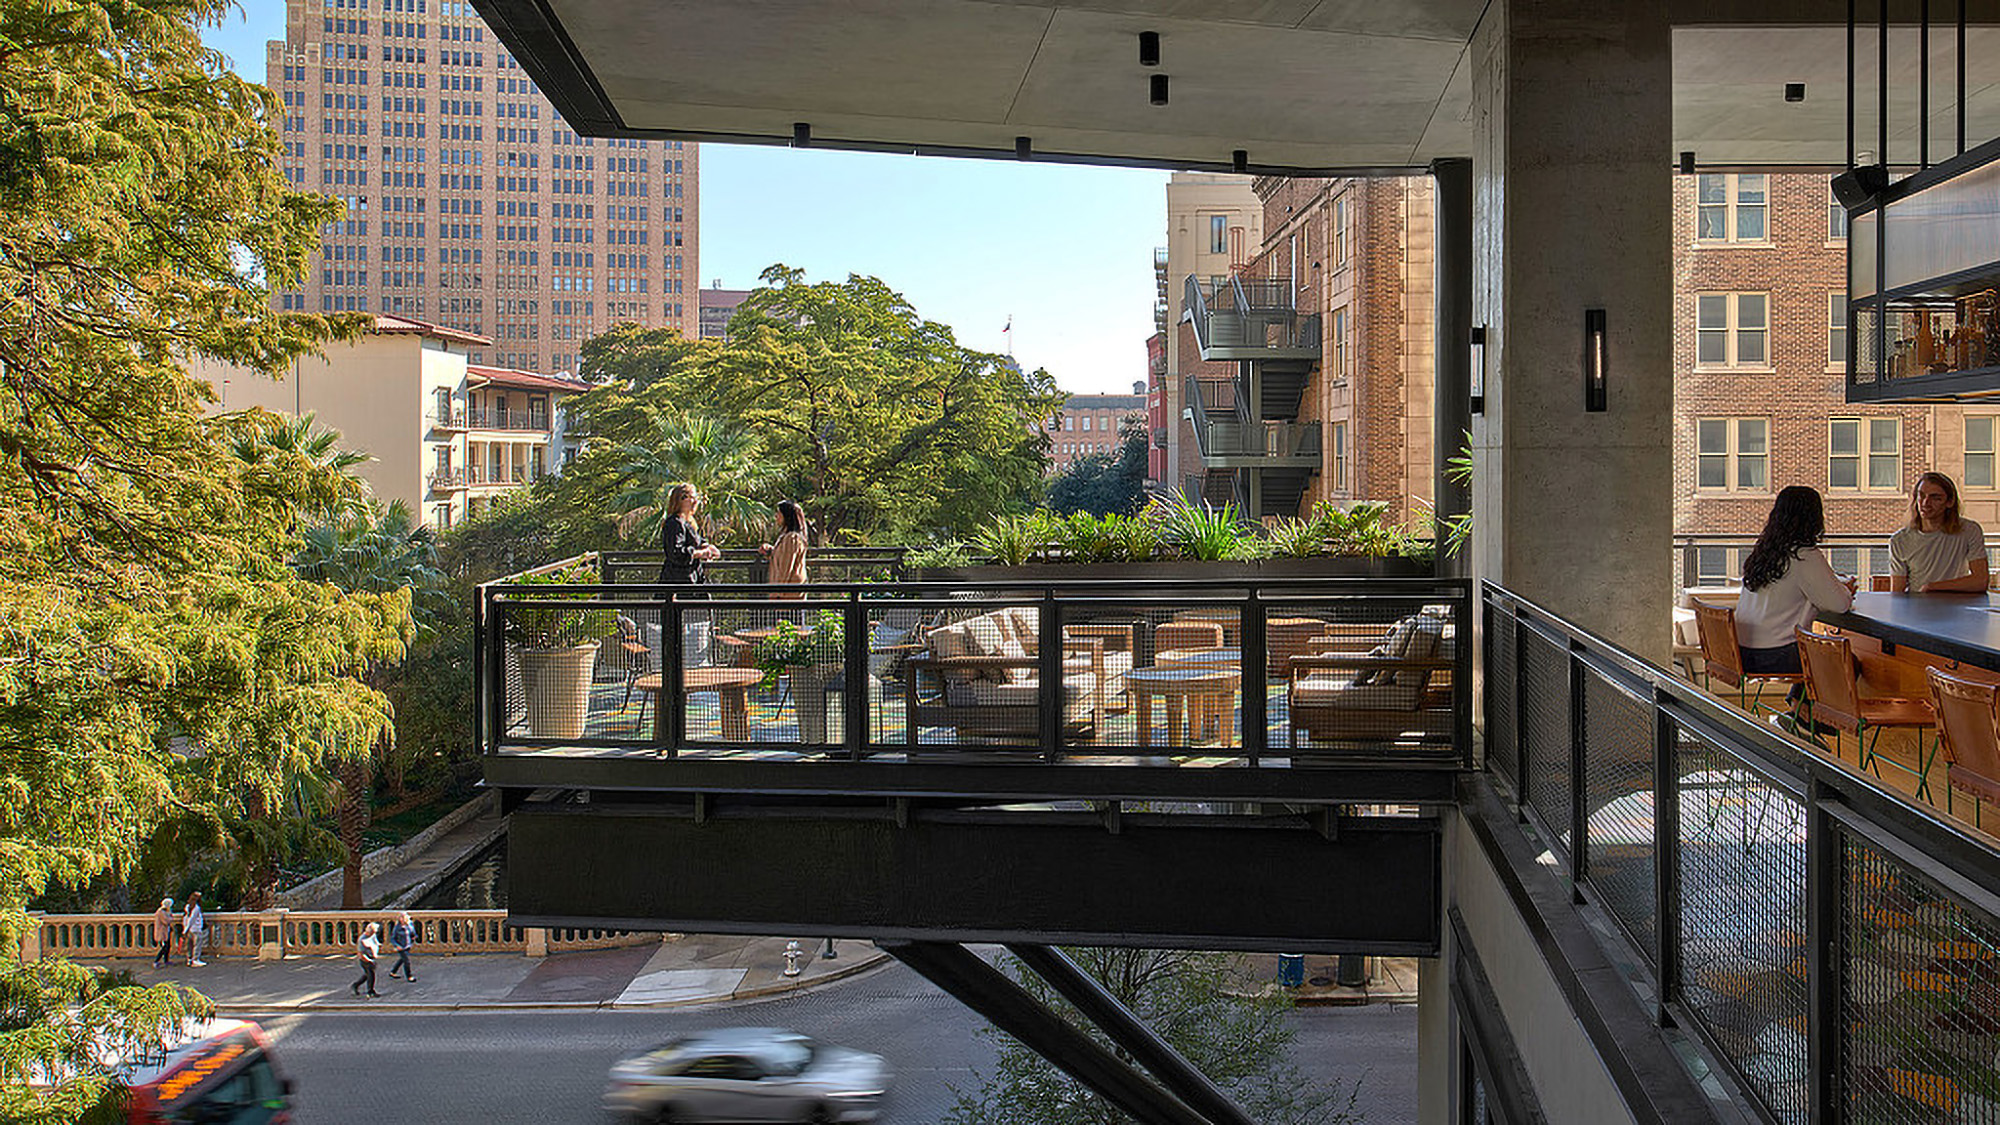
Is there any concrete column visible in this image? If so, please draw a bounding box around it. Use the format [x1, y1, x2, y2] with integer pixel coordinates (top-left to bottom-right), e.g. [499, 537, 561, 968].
[259, 908, 287, 960]
[1470, 0, 1673, 659]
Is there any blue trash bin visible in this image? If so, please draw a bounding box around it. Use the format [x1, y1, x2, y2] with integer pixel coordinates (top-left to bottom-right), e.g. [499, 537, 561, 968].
[1277, 953, 1305, 989]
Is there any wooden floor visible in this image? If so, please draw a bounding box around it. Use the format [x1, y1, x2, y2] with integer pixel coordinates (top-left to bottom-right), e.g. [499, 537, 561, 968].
[1704, 683, 2000, 846]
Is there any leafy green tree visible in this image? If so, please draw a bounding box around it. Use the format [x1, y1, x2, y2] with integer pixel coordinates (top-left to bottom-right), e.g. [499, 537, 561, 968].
[601, 408, 777, 541]
[0, 1, 406, 1117]
[1048, 413, 1150, 516]
[294, 499, 444, 909]
[576, 265, 1062, 543]
[944, 947, 1360, 1125]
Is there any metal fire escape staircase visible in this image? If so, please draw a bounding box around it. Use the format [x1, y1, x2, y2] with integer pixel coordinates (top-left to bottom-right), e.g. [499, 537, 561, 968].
[1182, 274, 1321, 518]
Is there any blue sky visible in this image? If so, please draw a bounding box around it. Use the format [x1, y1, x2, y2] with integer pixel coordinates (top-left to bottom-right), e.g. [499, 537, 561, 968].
[202, 3, 1167, 394]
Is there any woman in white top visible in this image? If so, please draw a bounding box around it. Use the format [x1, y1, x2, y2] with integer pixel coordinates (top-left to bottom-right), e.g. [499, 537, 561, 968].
[1734, 485, 1857, 675]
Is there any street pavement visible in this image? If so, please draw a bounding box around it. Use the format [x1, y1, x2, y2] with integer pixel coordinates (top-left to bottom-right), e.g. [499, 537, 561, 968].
[121, 934, 1417, 1014]
[119, 933, 889, 1013]
[260, 961, 1421, 1124]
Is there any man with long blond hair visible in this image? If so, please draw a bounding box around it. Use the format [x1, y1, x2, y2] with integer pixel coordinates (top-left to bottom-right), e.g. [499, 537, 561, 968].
[1888, 471, 1990, 592]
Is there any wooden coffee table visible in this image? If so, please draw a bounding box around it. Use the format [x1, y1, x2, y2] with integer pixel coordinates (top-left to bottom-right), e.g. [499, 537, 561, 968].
[635, 667, 764, 741]
[1127, 665, 1240, 747]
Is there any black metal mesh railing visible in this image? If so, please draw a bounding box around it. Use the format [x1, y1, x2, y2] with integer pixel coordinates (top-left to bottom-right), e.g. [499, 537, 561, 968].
[1839, 831, 2000, 1125]
[1675, 736, 1809, 1125]
[1582, 667, 1658, 963]
[1485, 581, 2000, 1125]
[478, 564, 1472, 769]
[1519, 624, 1572, 858]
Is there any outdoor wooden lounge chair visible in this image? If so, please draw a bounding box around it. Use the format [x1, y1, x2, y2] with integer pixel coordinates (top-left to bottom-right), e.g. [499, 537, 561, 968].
[1286, 610, 1455, 748]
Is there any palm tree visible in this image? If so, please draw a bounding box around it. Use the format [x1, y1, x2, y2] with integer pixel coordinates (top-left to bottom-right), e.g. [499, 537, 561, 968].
[293, 499, 443, 909]
[607, 408, 777, 542]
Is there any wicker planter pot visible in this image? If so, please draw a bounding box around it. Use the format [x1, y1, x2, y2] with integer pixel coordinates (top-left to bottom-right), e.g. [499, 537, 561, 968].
[517, 643, 600, 740]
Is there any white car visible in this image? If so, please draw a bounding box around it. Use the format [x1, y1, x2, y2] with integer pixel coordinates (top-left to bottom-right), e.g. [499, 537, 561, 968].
[604, 1027, 890, 1123]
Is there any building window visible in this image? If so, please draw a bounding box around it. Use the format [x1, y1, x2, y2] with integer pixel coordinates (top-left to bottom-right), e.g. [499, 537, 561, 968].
[1696, 546, 1731, 585]
[1968, 416, 1996, 488]
[1696, 418, 1768, 492]
[1331, 422, 1348, 493]
[1829, 417, 1902, 490]
[1828, 183, 1848, 240]
[1082, 416, 1092, 431]
[434, 385, 452, 420]
[1208, 214, 1226, 255]
[1695, 293, 1768, 367]
[1332, 196, 1347, 268]
[1695, 173, 1768, 242]
[433, 504, 453, 529]
[1828, 292, 1847, 368]
[1331, 307, 1349, 379]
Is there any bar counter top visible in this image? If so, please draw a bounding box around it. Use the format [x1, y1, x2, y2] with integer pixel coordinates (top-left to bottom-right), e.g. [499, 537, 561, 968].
[1818, 591, 2000, 671]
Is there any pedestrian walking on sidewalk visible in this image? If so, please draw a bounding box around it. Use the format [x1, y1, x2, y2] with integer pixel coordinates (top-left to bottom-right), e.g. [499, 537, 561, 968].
[386, 911, 416, 982]
[182, 892, 207, 966]
[352, 921, 381, 998]
[151, 898, 175, 968]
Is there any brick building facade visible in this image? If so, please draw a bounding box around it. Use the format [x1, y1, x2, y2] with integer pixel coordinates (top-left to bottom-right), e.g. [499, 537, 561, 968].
[1176, 176, 1435, 524]
[1045, 393, 1148, 472]
[1672, 172, 1996, 582]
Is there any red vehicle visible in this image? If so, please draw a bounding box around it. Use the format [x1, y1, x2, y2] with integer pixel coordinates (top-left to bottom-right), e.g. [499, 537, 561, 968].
[118, 1018, 294, 1123]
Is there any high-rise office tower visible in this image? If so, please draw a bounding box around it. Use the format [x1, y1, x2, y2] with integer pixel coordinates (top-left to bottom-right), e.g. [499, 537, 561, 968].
[266, 0, 699, 375]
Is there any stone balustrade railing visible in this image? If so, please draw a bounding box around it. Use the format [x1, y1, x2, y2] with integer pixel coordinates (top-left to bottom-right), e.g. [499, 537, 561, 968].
[23, 910, 658, 962]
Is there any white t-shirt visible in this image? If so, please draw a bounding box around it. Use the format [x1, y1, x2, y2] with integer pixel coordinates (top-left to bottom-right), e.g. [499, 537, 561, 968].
[1734, 548, 1854, 650]
[1889, 519, 1987, 591]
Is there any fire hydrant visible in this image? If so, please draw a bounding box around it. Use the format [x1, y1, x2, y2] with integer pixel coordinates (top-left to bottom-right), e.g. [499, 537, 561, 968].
[782, 940, 804, 977]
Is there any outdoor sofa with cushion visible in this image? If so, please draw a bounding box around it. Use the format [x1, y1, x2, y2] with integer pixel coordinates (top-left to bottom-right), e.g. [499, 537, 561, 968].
[1286, 607, 1456, 747]
[903, 606, 1133, 743]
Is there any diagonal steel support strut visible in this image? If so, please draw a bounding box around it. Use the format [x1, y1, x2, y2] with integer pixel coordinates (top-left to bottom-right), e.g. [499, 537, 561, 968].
[878, 940, 1214, 1125]
[1007, 943, 1256, 1125]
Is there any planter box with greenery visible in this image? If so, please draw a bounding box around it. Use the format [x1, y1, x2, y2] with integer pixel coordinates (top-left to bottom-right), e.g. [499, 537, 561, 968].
[906, 497, 1437, 582]
[504, 560, 618, 740]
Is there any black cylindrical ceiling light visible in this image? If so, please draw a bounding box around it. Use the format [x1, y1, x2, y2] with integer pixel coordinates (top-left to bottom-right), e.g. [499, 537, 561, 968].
[1678, 150, 1695, 175]
[1231, 150, 1247, 173]
[1139, 31, 1160, 67]
[792, 122, 811, 148]
[1150, 74, 1169, 105]
[1015, 136, 1032, 160]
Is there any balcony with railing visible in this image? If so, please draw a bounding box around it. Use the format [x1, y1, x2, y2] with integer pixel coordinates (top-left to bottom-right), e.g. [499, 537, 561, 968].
[466, 464, 538, 488]
[429, 410, 470, 432]
[1184, 273, 1320, 361]
[427, 468, 468, 492]
[467, 407, 552, 433]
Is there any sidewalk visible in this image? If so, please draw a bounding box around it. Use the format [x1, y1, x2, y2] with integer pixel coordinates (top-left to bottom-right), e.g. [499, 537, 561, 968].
[116, 934, 889, 1014]
[1234, 954, 1421, 1006]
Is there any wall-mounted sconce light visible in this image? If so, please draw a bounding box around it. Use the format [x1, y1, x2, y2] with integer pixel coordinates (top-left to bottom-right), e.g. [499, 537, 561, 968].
[1015, 136, 1032, 160]
[1231, 150, 1248, 173]
[1151, 74, 1170, 106]
[1470, 325, 1487, 415]
[792, 122, 812, 148]
[1583, 309, 1607, 412]
[1139, 31, 1160, 67]
[1678, 150, 1695, 175]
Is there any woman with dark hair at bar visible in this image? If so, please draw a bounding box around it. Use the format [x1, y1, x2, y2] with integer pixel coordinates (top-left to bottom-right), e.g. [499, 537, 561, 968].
[1889, 471, 1989, 593]
[1736, 485, 1856, 675]
[759, 500, 809, 598]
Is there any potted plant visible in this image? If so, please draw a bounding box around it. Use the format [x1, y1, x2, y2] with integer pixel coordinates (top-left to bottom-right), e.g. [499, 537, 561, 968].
[505, 559, 618, 740]
[754, 608, 846, 744]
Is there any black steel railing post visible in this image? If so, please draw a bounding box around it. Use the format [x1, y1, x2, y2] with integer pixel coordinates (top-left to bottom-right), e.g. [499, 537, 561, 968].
[473, 585, 488, 753]
[1513, 602, 1529, 820]
[1569, 642, 1588, 901]
[1652, 693, 1681, 1025]
[487, 591, 506, 751]
[1806, 778, 1841, 1122]
[665, 597, 685, 757]
[1039, 593, 1063, 760]
[1242, 588, 1267, 762]
[1454, 585, 1474, 768]
[844, 592, 869, 759]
